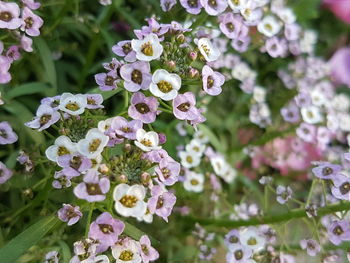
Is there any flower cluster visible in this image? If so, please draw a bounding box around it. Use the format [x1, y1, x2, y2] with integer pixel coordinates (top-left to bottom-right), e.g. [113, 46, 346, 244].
[163, 0, 317, 57]
[0, 0, 43, 83]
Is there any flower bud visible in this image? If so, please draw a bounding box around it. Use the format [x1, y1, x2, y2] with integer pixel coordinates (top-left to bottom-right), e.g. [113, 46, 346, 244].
[188, 67, 199, 79]
[188, 51, 197, 61]
[118, 174, 128, 183]
[176, 34, 185, 44]
[158, 133, 167, 144]
[141, 172, 151, 186]
[98, 164, 109, 174]
[165, 60, 176, 70]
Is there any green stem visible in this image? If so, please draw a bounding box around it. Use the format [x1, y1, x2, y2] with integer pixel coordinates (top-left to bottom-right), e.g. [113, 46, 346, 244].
[159, 107, 173, 114]
[85, 203, 95, 236]
[185, 202, 350, 228]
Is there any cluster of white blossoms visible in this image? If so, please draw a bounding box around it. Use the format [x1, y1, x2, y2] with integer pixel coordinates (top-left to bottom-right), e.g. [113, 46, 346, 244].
[177, 129, 237, 193]
[249, 86, 272, 128]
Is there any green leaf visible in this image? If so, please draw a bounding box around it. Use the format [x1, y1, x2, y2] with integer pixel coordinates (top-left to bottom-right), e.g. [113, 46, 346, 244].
[34, 37, 57, 93]
[292, 0, 321, 24]
[6, 82, 50, 99]
[58, 240, 71, 263]
[0, 216, 59, 263]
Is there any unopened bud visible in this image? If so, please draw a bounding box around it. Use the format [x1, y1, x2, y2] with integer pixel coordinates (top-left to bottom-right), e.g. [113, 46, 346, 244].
[118, 174, 128, 183]
[158, 133, 167, 145]
[176, 34, 185, 44]
[141, 172, 151, 186]
[165, 60, 176, 70]
[188, 67, 199, 79]
[188, 51, 197, 61]
[98, 164, 109, 174]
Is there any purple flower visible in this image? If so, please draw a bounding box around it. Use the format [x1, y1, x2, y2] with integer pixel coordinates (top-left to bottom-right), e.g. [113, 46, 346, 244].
[88, 212, 125, 252]
[148, 185, 176, 222]
[85, 94, 104, 109]
[179, 0, 202, 14]
[0, 2, 22, 29]
[202, 65, 225, 96]
[160, 0, 177, 12]
[128, 92, 159, 124]
[300, 239, 320, 256]
[0, 161, 13, 184]
[172, 92, 201, 121]
[57, 204, 82, 226]
[110, 116, 142, 140]
[25, 104, 60, 131]
[284, 23, 300, 41]
[280, 103, 300, 123]
[44, 251, 59, 263]
[95, 71, 120, 91]
[22, 0, 41, 10]
[134, 18, 169, 39]
[112, 40, 136, 62]
[265, 37, 287, 58]
[328, 220, 350, 245]
[102, 57, 122, 72]
[331, 175, 350, 200]
[74, 170, 110, 202]
[6, 46, 21, 62]
[139, 235, 159, 263]
[52, 170, 73, 189]
[312, 162, 342, 180]
[20, 7, 43, 36]
[231, 36, 251, 53]
[21, 35, 33, 52]
[120, 61, 152, 92]
[0, 121, 18, 144]
[200, 0, 227, 16]
[296, 123, 316, 143]
[142, 149, 173, 163]
[0, 55, 11, 84]
[41, 95, 61, 110]
[219, 13, 248, 40]
[224, 229, 240, 248]
[189, 108, 206, 126]
[57, 154, 92, 177]
[226, 244, 252, 263]
[276, 185, 292, 204]
[17, 150, 34, 172]
[329, 47, 350, 88]
[155, 158, 180, 186]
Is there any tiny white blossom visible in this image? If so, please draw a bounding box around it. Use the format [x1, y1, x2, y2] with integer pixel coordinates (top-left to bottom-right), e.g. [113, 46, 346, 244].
[257, 15, 282, 37]
[301, 106, 323, 124]
[111, 239, 142, 263]
[240, 227, 266, 252]
[183, 171, 204, 193]
[131, 33, 163, 61]
[197, 38, 221, 62]
[58, 93, 87, 115]
[149, 69, 181, 101]
[276, 7, 296, 24]
[45, 136, 77, 162]
[185, 139, 206, 157]
[77, 128, 109, 158]
[179, 151, 201, 168]
[134, 129, 161, 152]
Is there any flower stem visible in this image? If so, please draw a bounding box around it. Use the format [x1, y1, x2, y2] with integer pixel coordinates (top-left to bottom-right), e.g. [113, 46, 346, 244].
[85, 203, 95, 237]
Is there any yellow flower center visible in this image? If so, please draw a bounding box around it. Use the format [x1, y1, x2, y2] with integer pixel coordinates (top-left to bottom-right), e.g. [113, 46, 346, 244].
[120, 195, 138, 208]
[190, 179, 199, 185]
[58, 146, 70, 156]
[119, 250, 134, 261]
[65, 102, 80, 111]
[89, 139, 101, 153]
[141, 139, 153, 147]
[141, 42, 154, 56]
[157, 80, 173, 93]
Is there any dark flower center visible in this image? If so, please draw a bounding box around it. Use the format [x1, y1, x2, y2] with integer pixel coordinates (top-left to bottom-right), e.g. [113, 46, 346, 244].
[131, 69, 143, 84]
[226, 23, 235, 32]
[0, 129, 8, 139]
[0, 12, 12, 22]
[188, 0, 198, 8]
[99, 223, 114, 234]
[177, 102, 191, 112]
[40, 114, 52, 126]
[161, 168, 170, 179]
[122, 43, 132, 54]
[340, 182, 350, 195]
[207, 76, 214, 88]
[25, 17, 34, 29]
[89, 139, 101, 153]
[208, 0, 217, 7]
[141, 244, 149, 255]
[87, 98, 97, 105]
[229, 236, 239, 243]
[135, 103, 150, 114]
[322, 167, 333, 176]
[333, 225, 344, 236]
[86, 183, 103, 195]
[105, 75, 115, 86]
[156, 196, 164, 209]
[234, 249, 243, 260]
[70, 156, 83, 170]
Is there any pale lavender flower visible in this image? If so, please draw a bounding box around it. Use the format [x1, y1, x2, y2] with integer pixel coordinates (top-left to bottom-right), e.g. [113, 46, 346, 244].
[120, 61, 152, 92]
[17, 150, 34, 172]
[25, 104, 60, 131]
[74, 170, 110, 202]
[22, 0, 41, 10]
[134, 18, 169, 39]
[0, 2, 22, 29]
[0, 161, 13, 184]
[276, 185, 292, 204]
[142, 149, 173, 163]
[6, 45, 21, 62]
[305, 204, 318, 218]
[284, 23, 300, 41]
[199, 245, 216, 260]
[128, 92, 159, 124]
[172, 92, 201, 121]
[327, 220, 350, 245]
[300, 239, 320, 256]
[85, 94, 104, 109]
[231, 36, 251, 53]
[224, 229, 240, 248]
[71, 238, 98, 263]
[102, 57, 122, 72]
[219, 13, 248, 40]
[226, 244, 252, 263]
[88, 212, 125, 252]
[52, 170, 73, 189]
[44, 251, 59, 263]
[280, 104, 300, 123]
[155, 158, 180, 186]
[57, 154, 92, 177]
[21, 35, 33, 52]
[200, 0, 227, 16]
[95, 71, 119, 91]
[112, 40, 136, 62]
[189, 108, 206, 126]
[296, 123, 316, 143]
[0, 121, 18, 144]
[57, 204, 82, 226]
[110, 116, 143, 140]
[21, 7, 43, 36]
[148, 185, 176, 222]
[329, 48, 350, 88]
[160, 0, 177, 12]
[179, 0, 202, 14]
[139, 235, 159, 263]
[41, 95, 61, 110]
[331, 175, 350, 200]
[202, 65, 225, 96]
[312, 162, 342, 180]
[265, 37, 287, 58]
[0, 55, 11, 83]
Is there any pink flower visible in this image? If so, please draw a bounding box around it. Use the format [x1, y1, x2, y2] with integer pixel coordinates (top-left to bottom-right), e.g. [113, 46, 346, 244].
[324, 0, 350, 24]
[329, 47, 350, 88]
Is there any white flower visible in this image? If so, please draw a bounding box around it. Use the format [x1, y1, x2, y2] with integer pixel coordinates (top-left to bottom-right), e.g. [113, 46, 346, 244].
[197, 38, 221, 62]
[228, 0, 251, 12]
[90, 154, 103, 170]
[276, 7, 296, 24]
[339, 113, 350, 132]
[179, 151, 201, 168]
[310, 90, 327, 107]
[332, 94, 350, 112]
[131, 33, 163, 61]
[232, 62, 256, 82]
[194, 130, 209, 144]
[240, 227, 266, 252]
[149, 69, 181, 101]
[185, 139, 206, 157]
[220, 166, 237, 183]
[58, 93, 87, 115]
[257, 15, 282, 37]
[134, 129, 161, 152]
[137, 210, 153, 224]
[45, 136, 77, 162]
[183, 171, 204, 193]
[113, 183, 147, 218]
[253, 86, 266, 103]
[300, 30, 317, 54]
[300, 106, 323, 124]
[98, 117, 113, 132]
[0, 91, 4, 105]
[92, 255, 110, 263]
[241, 7, 263, 25]
[77, 128, 109, 158]
[112, 239, 142, 263]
